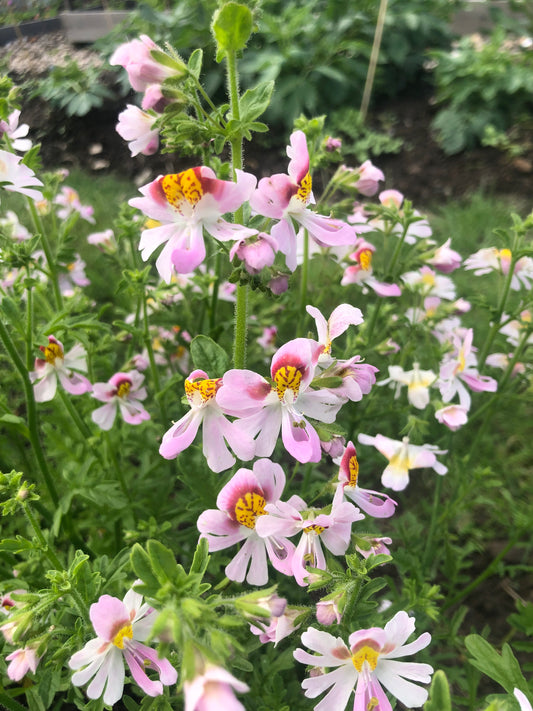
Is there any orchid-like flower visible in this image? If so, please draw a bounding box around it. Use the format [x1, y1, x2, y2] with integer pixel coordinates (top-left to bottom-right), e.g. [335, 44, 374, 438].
[306, 303, 364, 365]
[0, 149, 43, 201]
[438, 328, 498, 410]
[54, 186, 95, 223]
[435, 404, 469, 431]
[218, 338, 344, 464]
[129, 167, 257, 280]
[197, 459, 295, 586]
[92, 370, 150, 431]
[0, 210, 30, 241]
[250, 606, 303, 645]
[159, 369, 254, 473]
[87, 229, 117, 253]
[184, 664, 249, 711]
[464, 247, 533, 291]
[352, 160, 385, 196]
[357, 433, 447, 491]
[256, 494, 364, 586]
[0, 110, 32, 152]
[229, 231, 278, 274]
[29, 336, 92, 402]
[334, 442, 397, 518]
[116, 105, 159, 156]
[69, 586, 177, 705]
[402, 266, 456, 300]
[6, 647, 39, 682]
[379, 363, 437, 410]
[341, 238, 402, 297]
[500, 310, 533, 348]
[250, 131, 356, 271]
[109, 34, 184, 93]
[426, 238, 462, 273]
[316, 591, 345, 626]
[58, 254, 91, 296]
[356, 535, 392, 559]
[324, 355, 379, 403]
[294, 611, 433, 711]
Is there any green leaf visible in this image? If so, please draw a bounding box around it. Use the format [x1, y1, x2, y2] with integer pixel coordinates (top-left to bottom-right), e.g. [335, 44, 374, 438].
[190, 334, 230, 376]
[150, 49, 186, 75]
[131, 543, 160, 589]
[189, 537, 210, 577]
[188, 49, 203, 80]
[424, 670, 452, 711]
[146, 539, 179, 585]
[465, 635, 527, 694]
[212, 2, 253, 59]
[239, 80, 274, 122]
[0, 414, 29, 440]
[0, 536, 34, 553]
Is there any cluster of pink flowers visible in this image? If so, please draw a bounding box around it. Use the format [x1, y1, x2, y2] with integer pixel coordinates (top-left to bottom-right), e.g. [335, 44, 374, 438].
[29, 335, 151, 431]
[159, 304, 376, 471]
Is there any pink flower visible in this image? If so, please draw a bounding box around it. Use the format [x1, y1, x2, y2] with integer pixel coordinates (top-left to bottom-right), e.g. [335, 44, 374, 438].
[379, 190, 432, 243]
[229, 232, 278, 274]
[92, 371, 150, 430]
[435, 404, 468, 431]
[184, 664, 249, 711]
[294, 611, 433, 711]
[316, 592, 345, 626]
[218, 338, 343, 464]
[58, 254, 90, 296]
[0, 149, 43, 201]
[87, 229, 117, 252]
[250, 131, 356, 271]
[54, 186, 95, 224]
[335, 442, 397, 518]
[69, 586, 177, 705]
[357, 433, 447, 491]
[256, 494, 363, 586]
[109, 35, 183, 93]
[130, 167, 257, 280]
[356, 536, 392, 559]
[322, 355, 379, 403]
[353, 160, 385, 196]
[341, 238, 401, 297]
[116, 105, 159, 156]
[438, 329, 498, 410]
[30, 336, 92, 402]
[257, 325, 277, 352]
[0, 110, 32, 152]
[0, 210, 30, 241]
[465, 247, 533, 291]
[306, 303, 363, 363]
[325, 137, 342, 152]
[159, 369, 254, 472]
[6, 647, 39, 681]
[197, 459, 295, 585]
[250, 606, 303, 645]
[426, 238, 462, 273]
[268, 273, 289, 294]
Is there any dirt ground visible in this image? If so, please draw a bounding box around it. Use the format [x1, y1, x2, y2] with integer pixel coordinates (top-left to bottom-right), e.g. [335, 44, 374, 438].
[3, 32, 532, 206]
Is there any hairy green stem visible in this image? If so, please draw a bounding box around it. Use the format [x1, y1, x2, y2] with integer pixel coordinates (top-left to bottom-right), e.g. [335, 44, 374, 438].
[0, 319, 59, 507]
[25, 274, 33, 372]
[226, 48, 249, 369]
[58, 388, 93, 440]
[142, 292, 167, 423]
[298, 229, 310, 336]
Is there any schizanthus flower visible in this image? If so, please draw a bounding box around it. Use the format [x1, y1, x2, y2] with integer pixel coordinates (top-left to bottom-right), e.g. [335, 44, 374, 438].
[92, 370, 150, 430]
[69, 586, 177, 705]
[30, 336, 92, 402]
[294, 611, 433, 711]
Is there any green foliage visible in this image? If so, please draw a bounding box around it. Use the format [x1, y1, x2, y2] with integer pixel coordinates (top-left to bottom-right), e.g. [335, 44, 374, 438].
[429, 30, 533, 154]
[424, 670, 452, 711]
[29, 61, 118, 117]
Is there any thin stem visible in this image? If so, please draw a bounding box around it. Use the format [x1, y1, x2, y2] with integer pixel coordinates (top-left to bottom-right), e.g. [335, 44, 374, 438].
[142, 293, 168, 423]
[26, 199, 63, 312]
[360, 0, 389, 123]
[422, 475, 443, 572]
[298, 229, 310, 336]
[210, 251, 221, 334]
[226, 48, 249, 369]
[58, 388, 93, 440]
[477, 264, 518, 371]
[0, 319, 59, 507]
[25, 273, 33, 372]
[21, 500, 90, 624]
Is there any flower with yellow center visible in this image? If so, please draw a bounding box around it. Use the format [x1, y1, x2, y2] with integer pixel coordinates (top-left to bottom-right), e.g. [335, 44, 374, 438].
[294, 611, 433, 711]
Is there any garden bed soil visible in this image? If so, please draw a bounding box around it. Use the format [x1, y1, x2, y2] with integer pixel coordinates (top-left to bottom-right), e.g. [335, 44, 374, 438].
[2, 33, 533, 206]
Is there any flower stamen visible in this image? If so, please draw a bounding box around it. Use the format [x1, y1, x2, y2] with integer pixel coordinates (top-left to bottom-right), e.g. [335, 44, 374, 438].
[112, 623, 133, 649]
